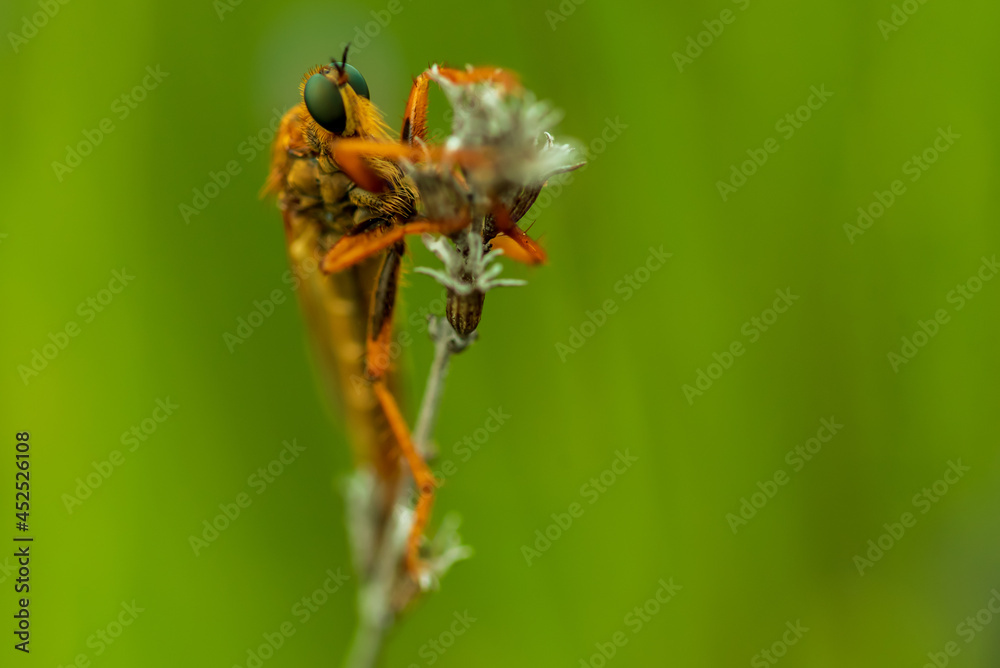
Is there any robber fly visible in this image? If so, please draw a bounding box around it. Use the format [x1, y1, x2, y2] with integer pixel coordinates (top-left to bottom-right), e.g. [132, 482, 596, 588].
[265, 48, 549, 574]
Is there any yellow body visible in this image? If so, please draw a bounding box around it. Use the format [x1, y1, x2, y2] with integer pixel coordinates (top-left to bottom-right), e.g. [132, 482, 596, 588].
[263, 67, 416, 493]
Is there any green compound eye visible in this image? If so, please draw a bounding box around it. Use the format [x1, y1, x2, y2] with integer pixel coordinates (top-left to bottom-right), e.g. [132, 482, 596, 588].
[332, 62, 370, 100]
[304, 73, 347, 134]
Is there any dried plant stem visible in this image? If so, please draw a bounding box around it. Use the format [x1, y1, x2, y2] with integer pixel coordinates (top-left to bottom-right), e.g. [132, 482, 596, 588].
[342, 613, 386, 668]
[414, 317, 475, 452]
[342, 316, 474, 668]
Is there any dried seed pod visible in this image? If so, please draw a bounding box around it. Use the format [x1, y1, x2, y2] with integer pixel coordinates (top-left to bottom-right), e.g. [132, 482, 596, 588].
[446, 283, 484, 335]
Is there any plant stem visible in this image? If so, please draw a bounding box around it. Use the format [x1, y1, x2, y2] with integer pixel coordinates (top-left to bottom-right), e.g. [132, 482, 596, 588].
[413, 317, 473, 453]
[342, 614, 386, 668]
[341, 497, 407, 668]
[342, 316, 474, 668]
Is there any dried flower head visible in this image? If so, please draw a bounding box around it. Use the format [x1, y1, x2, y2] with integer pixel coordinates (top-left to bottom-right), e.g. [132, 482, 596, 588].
[402, 66, 585, 335]
[428, 65, 582, 200]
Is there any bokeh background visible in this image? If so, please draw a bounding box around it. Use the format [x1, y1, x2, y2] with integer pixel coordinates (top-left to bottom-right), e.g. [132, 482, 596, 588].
[2, 0, 999, 665]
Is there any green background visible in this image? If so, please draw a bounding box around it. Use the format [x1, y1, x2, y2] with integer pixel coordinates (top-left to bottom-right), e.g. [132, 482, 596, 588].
[2, 0, 999, 665]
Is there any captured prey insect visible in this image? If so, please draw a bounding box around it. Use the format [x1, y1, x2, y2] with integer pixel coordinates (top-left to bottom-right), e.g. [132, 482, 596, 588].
[265, 48, 577, 577]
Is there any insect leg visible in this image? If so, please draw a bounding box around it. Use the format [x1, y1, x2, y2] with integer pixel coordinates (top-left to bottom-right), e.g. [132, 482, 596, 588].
[332, 140, 433, 193]
[372, 379, 435, 576]
[367, 245, 434, 576]
[489, 204, 547, 264]
[322, 216, 470, 273]
[401, 71, 432, 144]
[401, 66, 521, 146]
[432, 66, 521, 91]
[365, 241, 404, 381]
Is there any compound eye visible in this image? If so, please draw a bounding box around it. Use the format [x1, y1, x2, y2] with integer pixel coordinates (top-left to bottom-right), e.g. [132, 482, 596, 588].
[304, 73, 346, 134]
[333, 62, 370, 100]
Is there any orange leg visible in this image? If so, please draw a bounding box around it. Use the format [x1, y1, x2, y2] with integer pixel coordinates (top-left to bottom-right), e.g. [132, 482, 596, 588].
[373, 379, 434, 576]
[323, 216, 470, 274]
[400, 66, 522, 146]
[490, 203, 547, 264]
[363, 246, 431, 577]
[332, 139, 435, 193]
[324, 223, 406, 274]
[490, 233, 540, 265]
[433, 65, 521, 93]
[332, 136, 493, 195]
[401, 71, 432, 145]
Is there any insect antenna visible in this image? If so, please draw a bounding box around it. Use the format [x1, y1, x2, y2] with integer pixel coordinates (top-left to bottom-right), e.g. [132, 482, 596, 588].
[333, 43, 351, 75]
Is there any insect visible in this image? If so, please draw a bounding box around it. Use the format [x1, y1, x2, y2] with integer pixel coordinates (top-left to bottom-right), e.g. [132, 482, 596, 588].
[264, 48, 554, 575]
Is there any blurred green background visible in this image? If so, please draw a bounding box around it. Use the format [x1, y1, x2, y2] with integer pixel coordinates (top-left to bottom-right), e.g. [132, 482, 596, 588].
[2, 0, 999, 665]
